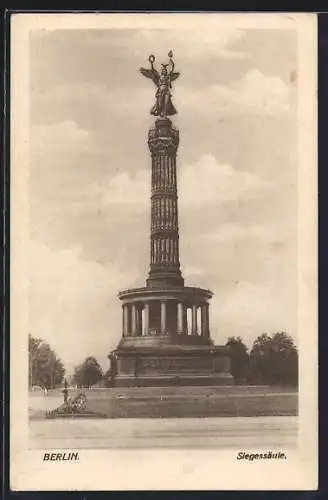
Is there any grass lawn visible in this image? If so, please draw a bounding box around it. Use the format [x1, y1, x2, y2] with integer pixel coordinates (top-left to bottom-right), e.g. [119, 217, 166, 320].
[29, 385, 298, 419]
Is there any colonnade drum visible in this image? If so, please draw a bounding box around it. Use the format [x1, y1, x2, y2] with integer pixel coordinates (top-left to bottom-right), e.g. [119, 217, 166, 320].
[122, 300, 210, 338]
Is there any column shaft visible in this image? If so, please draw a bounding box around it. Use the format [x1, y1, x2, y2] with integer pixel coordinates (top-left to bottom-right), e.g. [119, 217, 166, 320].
[201, 304, 207, 337]
[177, 302, 184, 333]
[144, 303, 150, 336]
[205, 303, 210, 338]
[123, 304, 129, 336]
[131, 304, 137, 336]
[192, 305, 198, 335]
[161, 301, 167, 333]
[136, 306, 142, 336]
[147, 120, 184, 288]
[183, 306, 188, 334]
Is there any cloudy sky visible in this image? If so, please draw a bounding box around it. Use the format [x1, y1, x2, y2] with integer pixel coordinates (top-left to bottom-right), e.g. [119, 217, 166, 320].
[29, 24, 298, 372]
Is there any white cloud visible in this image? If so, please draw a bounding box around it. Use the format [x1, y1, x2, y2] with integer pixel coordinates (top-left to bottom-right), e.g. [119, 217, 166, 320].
[211, 280, 297, 347]
[232, 69, 290, 114]
[92, 154, 271, 210]
[29, 241, 135, 371]
[177, 69, 291, 117]
[179, 154, 272, 207]
[35, 82, 152, 118]
[27, 31, 298, 368]
[31, 120, 93, 156]
[33, 69, 290, 135]
[91, 170, 149, 205]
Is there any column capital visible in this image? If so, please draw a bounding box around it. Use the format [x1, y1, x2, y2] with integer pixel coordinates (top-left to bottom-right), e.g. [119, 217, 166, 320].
[148, 119, 179, 155]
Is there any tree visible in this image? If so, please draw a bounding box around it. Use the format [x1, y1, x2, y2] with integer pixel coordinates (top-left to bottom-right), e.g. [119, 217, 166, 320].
[28, 334, 65, 389]
[72, 357, 103, 388]
[248, 333, 273, 385]
[29, 334, 43, 388]
[226, 337, 249, 385]
[249, 332, 298, 386]
[270, 332, 298, 386]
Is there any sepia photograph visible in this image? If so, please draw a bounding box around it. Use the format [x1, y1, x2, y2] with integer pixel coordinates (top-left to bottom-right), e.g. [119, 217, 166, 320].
[10, 13, 317, 491]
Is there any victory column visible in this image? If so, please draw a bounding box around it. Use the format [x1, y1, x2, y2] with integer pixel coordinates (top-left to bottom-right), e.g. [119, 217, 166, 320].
[108, 52, 232, 387]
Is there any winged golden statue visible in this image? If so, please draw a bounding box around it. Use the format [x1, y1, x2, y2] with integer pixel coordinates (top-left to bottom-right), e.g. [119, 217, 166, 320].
[140, 50, 180, 118]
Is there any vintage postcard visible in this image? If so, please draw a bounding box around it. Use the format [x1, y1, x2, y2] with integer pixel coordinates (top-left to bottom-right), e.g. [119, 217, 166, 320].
[10, 12, 317, 491]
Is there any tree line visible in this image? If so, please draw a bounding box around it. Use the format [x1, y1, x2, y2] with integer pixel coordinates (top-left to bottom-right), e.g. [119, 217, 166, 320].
[29, 334, 103, 389]
[226, 332, 298, 386]
[29, 331, 297, 389]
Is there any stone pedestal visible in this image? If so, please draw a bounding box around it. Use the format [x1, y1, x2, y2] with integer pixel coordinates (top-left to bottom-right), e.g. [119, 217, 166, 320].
[110, 343, 232, 388]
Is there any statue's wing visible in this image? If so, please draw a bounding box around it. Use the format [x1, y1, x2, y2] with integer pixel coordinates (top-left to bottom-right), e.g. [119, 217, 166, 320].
[170, 71, 180, 82]
[140, 67, 159, 85]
